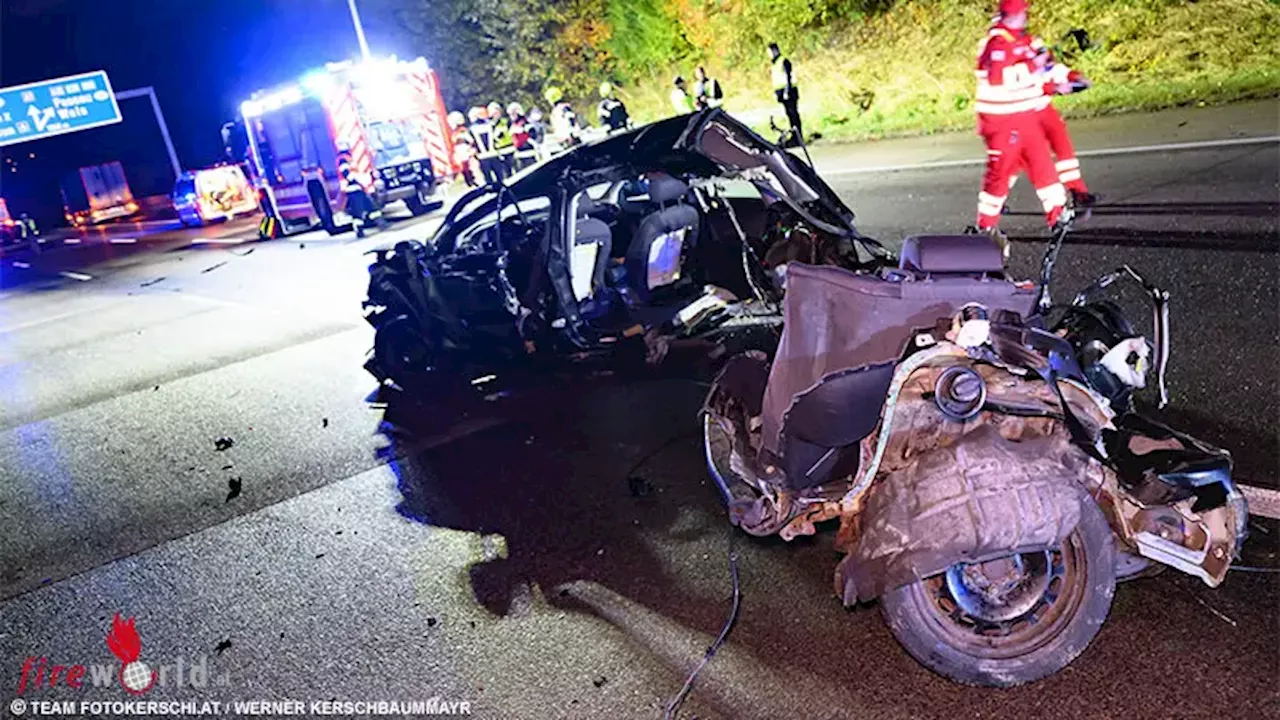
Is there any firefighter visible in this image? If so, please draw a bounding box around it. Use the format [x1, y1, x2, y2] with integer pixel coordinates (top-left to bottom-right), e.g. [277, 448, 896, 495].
[545, 87, 582, 151]
[670, 76, 695, 115]
[1030, 36, 1098, 207]
[597, 82, 630, 132]
[693, 67, 724, 110]
[17, 212, 39, 254]
[489, 102, 516, 180]
[448, 110, 481, 188]
[508, 102, 537, 171]
[972, 0, 1069, 255]
[469, 105, 502, 186]
[338, 151, 382, 238]
[768, 43, 802, 143]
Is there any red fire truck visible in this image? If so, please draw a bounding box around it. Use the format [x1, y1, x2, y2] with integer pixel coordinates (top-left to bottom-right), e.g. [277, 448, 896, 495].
[240, 55, 455, 238]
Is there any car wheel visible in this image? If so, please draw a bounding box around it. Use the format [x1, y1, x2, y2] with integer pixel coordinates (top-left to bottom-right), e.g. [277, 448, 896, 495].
[405, 183, 438, 216]
[373, 315, 438, 391]
[880, 497, 1115, 687]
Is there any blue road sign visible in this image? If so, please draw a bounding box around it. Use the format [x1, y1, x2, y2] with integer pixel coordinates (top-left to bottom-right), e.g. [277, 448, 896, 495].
[0, 70, 122, 148]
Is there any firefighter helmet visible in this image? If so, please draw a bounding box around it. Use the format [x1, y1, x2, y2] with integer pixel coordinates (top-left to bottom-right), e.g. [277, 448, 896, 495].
[487, 102, 503, 119]
[599, 82, 613, 98]
[543, 86, 563, 104]
[506, 102, 524, 117]
[447, 111, 465, 128]
[468, 106, 486, 122]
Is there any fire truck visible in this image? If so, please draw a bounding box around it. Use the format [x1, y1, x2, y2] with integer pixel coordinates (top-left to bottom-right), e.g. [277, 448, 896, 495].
[240, 55, 455, 239]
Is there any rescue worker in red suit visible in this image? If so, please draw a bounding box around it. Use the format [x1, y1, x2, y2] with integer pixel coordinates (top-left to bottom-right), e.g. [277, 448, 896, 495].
[1029, 36, 1098, 207]
[973, 0, 1069, 256]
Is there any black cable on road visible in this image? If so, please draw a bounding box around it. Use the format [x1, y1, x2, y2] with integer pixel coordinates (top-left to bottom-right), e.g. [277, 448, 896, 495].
[664, 527, 741, 720]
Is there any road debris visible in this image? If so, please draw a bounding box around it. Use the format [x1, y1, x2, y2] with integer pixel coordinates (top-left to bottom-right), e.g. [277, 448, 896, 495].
[214, 437, 235, 451]
[139, 277, 165, 287]
[628, 476, 653, 497]
[201, 261, 227, 274]
[322, 417, 329, 428]
[426, 617, 438, 628]
[592, 676, 607, 688]
[225, 478, 242, 502]
[229, 247, 255, 257]
[214, 639, 232, 655]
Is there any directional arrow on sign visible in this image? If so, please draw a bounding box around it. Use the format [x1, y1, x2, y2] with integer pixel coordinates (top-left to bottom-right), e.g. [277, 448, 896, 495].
[27, 104, 55, 133]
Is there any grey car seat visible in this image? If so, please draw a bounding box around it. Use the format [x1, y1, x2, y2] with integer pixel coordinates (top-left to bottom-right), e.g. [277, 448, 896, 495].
[570, 193, 614, 304]
[626, 173, 700, 302]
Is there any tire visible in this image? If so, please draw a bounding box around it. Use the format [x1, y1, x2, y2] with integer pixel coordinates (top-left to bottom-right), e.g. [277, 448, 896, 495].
[880, 497, 1115, 687]
[405, 183, 438, 216]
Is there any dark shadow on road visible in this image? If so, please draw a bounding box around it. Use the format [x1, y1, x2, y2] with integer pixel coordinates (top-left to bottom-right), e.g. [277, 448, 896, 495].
[1141, 401, 1280, 490]
[374, 378, 731, 628]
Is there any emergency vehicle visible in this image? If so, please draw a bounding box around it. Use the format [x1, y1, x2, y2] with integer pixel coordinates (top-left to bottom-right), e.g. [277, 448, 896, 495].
[172, 164, 258, 227]
[239, 55, 455, 239]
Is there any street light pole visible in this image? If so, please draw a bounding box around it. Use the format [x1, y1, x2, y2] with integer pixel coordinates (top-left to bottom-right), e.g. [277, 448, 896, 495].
[347, 0, 372, 61]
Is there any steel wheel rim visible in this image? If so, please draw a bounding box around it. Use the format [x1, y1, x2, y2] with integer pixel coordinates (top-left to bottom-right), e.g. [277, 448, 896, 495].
[917, 529, 1089, 660]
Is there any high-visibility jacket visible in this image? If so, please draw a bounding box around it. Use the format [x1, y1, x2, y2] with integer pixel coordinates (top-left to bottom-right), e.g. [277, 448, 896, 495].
[493, 117, 515, 155]
[670, 88, 695, 114]
[975, 24, 1045, 116]
[771, 56, 795, 96]
[695, 78, 724, 108]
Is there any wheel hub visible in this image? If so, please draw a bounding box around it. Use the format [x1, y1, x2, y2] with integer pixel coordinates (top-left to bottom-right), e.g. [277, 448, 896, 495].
[945, 551, 1055, 624]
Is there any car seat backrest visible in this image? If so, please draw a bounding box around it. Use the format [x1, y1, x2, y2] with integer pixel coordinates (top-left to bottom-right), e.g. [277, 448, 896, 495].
[626, 174, 700, 301]
[899, 234, 1005, 277]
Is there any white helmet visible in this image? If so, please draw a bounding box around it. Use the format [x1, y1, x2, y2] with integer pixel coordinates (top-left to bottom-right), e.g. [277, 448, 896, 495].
[506, 102, 524, 117]
[447, 111, 465, 128]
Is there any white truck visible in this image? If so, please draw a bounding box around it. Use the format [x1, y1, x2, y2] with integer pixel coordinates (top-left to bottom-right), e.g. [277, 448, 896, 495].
[59, 161, 139, 227]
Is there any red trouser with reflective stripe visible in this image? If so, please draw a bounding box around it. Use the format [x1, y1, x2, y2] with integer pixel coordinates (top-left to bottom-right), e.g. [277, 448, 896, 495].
[976, 111, 1066, 230]
[1039, 104, 1087, 193]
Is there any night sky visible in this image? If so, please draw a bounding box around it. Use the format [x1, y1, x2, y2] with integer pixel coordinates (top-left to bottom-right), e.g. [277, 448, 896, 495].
[0, 0, 421, 222]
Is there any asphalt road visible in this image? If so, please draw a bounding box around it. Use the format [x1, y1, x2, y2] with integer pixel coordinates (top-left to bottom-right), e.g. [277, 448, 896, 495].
[0, 101, 1277, 720]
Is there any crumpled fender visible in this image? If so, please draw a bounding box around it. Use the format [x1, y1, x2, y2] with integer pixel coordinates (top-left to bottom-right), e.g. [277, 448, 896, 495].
[835, 425, 1094, 605]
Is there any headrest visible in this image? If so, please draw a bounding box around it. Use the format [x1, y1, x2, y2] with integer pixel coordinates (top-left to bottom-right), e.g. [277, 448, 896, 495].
[899, 234, 1005, 274]
[646, 172, 690, 205]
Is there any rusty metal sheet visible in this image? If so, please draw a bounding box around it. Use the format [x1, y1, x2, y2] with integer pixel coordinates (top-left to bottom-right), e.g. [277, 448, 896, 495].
[836, 426, 1091, 604]
[1240, 484, 1280, 520]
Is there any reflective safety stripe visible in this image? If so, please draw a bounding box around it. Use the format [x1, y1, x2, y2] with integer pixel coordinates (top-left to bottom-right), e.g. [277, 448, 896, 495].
[978, 191, 1006, 216]
[1056, 158, 1080, 171]
[1008, 175, 1019, 190]
[1059, 169, 1083, 182]
[1035, 183, 1068, 210]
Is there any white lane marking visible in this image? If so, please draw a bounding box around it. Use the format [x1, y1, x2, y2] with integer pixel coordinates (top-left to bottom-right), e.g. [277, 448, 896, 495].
[11, 261, 30, 269]
[109, 237, 138, 244]
[63, 238, 81, 244]
[58, 271, 93, 281]
[824, 135, 1280, 176]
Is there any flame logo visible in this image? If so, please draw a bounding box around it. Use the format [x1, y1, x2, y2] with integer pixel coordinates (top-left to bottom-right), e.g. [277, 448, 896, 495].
[105, 613, 155, 694]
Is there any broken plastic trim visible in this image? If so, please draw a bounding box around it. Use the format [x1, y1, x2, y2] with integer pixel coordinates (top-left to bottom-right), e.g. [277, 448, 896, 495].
[1072, 265, 1172, 408]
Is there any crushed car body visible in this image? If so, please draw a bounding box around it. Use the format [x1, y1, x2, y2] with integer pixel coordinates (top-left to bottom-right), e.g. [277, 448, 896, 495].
[361, 109, 893, 390]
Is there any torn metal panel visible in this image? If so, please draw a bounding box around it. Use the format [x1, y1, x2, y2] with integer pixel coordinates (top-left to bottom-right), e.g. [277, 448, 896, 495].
[836, 426, 1090, 604]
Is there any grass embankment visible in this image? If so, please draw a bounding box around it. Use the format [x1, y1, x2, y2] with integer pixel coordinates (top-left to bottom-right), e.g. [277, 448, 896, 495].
[620, 0, 1280, 142]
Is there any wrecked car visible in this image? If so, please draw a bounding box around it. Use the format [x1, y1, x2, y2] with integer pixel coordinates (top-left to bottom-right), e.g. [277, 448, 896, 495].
[361, 109, 895, 389]
[703, 225, 1250, 686]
